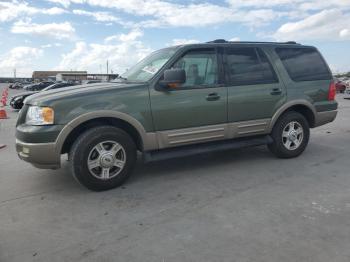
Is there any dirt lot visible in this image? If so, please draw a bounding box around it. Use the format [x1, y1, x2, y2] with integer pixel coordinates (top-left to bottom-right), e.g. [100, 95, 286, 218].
[1, 84, 350, 262]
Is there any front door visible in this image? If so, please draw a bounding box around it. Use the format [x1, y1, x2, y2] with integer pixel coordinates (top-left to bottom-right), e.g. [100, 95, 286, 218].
[150, 48, 227, 148]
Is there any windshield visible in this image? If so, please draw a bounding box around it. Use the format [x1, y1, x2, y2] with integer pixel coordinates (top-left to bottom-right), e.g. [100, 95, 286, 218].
[118, 47, 177, 82]
[42, 84, 59, 91]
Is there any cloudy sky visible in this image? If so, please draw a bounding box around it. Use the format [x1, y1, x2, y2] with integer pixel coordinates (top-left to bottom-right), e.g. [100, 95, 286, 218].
[0, 0, 349, 77]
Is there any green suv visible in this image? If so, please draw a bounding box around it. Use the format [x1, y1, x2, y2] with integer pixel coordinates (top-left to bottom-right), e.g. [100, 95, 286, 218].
[16, 40, 338, 191]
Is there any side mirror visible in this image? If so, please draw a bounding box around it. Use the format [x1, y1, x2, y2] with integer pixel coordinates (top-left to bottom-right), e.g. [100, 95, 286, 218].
[159, 68, 186, 89]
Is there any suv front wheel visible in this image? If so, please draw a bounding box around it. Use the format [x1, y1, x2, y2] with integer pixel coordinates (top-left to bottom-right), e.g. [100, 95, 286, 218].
[69, 126, 136, 191]
[268, 111, 310, 158]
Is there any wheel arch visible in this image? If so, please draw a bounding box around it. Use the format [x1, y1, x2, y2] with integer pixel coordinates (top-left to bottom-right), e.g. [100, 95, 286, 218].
[56, 111, 157, 154]
[269, 100, 316, 132]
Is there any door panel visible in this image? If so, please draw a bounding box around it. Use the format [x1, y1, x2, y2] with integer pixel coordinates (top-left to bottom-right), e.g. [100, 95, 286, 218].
[150, 86, 227, 131]
[150, 48, 228, 144]
[228, 83, 285, 122]
[225, 47, 286, 127]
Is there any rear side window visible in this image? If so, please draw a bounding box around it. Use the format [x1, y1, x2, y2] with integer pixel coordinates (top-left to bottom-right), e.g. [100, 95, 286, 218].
[225, 47, 278, 86]
[275, 47, 331, 82]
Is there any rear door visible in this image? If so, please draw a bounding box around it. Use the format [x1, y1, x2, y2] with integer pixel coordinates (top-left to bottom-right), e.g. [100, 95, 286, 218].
[224, 46, 286, 136]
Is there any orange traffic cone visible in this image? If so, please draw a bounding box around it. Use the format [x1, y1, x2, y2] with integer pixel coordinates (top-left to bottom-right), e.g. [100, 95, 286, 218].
[1, 93, 7, 106]
[0, 107, 8, 119]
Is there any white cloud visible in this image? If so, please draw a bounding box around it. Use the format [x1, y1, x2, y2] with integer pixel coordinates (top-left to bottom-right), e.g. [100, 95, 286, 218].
[48, 0, 350, 31]
[104, 29, 143, 43]
[11, 20, 76, 39]
[229, 37, 241, 41]
[227, 0, 350, 10]
[0, 46, 43, 77]
[72, 9, 120, 22]
[50, 0, 280, 28]
[47, 0, 86, 8]
[46, 7, 67, 15]
[273, 9, 350, 41]
[57, 29, 151, 74]
[0, 1, 66, 23]
[167, 39, 200, 46]
[340, 29, 350, 38]
[41, 43, 63, 48]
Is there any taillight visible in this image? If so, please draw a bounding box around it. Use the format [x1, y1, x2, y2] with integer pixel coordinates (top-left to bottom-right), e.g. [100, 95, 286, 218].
[328, 81, 336, 101]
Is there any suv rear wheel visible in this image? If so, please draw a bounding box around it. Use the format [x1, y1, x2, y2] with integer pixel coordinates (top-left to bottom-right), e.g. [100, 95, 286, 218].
[69, 126, 136, 191]
[268, 111, 310, 158]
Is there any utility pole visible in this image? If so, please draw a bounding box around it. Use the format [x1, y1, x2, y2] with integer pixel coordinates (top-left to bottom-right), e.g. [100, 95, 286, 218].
[106, 60, 109, 75]
[14, 68, 16, 80]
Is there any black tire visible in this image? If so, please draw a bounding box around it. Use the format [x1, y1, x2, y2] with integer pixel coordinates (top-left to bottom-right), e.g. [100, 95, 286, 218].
[268, 111, 310, 158]
[69, 126, 137, 191]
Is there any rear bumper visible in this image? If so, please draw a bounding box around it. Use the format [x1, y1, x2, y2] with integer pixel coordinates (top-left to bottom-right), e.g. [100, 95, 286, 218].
[314, 110, 337, 127]
[16, 139, 61, 169]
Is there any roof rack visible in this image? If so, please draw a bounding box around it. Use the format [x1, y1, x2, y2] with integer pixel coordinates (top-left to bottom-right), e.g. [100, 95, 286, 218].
[206, 39, 299, 45]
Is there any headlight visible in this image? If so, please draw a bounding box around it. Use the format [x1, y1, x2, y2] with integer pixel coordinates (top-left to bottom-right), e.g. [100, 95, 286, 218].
[26, 106, 54, 125]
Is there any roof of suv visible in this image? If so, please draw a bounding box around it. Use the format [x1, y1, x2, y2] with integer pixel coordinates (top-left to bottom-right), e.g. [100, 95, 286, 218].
[176, 39, 311, 48]
[206, 39, 300, 45]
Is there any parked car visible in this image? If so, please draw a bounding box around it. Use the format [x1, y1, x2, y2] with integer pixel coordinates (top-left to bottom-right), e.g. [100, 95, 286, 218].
[83, 80, 102, 84]
[23, 81, 54, 91]
[10, 82, 76, 109]
[16, 40, 337, 191]
[9, 82, 23, 89]
[335, 80, 347, 93]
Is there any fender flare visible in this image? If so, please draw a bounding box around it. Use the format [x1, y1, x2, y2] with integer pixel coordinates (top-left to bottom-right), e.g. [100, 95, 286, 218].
[54, 110, 157, 153]
[268, 99, 316, 132]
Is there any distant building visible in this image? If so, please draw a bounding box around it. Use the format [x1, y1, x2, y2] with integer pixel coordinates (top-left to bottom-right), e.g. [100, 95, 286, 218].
[32, 71, 87, 81]
[56, 73, 118, 82]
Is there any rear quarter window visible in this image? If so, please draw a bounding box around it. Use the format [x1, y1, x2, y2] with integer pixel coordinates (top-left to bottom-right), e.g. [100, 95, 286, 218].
[275, 47, 331, 82]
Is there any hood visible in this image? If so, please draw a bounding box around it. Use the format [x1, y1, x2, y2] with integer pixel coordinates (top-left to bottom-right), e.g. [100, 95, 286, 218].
[24, 82, 145, 106]
[11, 91, 37, 99]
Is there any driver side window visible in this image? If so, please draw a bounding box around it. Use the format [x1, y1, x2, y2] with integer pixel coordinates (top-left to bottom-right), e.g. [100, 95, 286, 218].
[172, 49, 218, 88]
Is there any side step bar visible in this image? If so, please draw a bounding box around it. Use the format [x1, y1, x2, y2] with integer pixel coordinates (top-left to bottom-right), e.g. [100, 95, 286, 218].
[143, 135, 273, 163]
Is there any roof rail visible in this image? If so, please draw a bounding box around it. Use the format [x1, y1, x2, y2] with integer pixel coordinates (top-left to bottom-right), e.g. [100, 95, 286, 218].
[207, 39, 227, 43]
[206, 39, 299, 45]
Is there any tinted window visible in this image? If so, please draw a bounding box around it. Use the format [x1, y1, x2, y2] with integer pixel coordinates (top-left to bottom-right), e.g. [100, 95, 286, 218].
[276, 47, 331, 82]
[257, 49, 278, 83]
[172, 49, 218, 88]
[225, 47, 278, 85]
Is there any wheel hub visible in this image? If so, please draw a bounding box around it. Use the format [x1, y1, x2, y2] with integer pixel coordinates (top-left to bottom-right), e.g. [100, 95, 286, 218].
[87, 140, 126, 180]
[282, 121, 304, 151]
[288, 130, 298, 141]
[100, 153, 115, 168]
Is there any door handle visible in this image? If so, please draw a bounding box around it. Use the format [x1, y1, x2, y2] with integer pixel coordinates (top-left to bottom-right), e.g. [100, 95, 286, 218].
[206, 93, 220, 101]
[270, 88, 282, 95]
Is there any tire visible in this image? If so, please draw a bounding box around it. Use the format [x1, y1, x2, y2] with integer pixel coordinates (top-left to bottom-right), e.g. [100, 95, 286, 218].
[268, 111, 310, 159]
[69, 126, 137, 191]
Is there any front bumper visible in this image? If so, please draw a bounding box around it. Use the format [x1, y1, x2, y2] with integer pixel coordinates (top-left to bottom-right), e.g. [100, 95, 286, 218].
[314, 110, 337, 127]
[16, 139, 61, 169]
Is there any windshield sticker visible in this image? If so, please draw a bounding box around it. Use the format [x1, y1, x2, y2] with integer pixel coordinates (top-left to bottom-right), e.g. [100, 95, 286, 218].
[142, 65, 158, 74]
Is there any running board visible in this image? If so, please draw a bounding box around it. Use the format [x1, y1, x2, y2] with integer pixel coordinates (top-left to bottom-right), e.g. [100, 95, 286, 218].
[143, 135, 273, 163]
